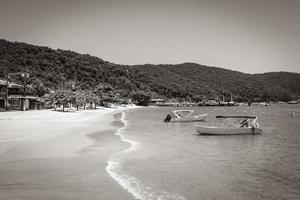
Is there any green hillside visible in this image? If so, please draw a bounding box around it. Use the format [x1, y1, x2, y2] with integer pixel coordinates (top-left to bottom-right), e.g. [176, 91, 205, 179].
[1, 39, 299, 102]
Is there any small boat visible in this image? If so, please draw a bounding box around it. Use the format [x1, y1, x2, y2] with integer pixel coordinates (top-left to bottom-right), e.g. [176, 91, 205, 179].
[164, 110, 208, 122]
[288, 101, 298, 104]
[218, 96, 227, 106]
[196, 116, 262, 135]
[227, 95, 237, 106]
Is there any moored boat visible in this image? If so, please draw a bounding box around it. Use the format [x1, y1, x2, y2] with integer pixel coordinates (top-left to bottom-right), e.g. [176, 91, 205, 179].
[288, 101, 298, 104]
[196, 116, 262, 135]
[164, 110, 208, 122]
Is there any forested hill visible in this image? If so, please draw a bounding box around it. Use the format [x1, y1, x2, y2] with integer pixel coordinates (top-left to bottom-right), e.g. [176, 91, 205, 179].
[1, 39, 299, 102]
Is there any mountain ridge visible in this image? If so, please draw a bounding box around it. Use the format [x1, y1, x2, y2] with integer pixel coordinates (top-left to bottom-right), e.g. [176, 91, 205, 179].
[1, 39, 299, 102]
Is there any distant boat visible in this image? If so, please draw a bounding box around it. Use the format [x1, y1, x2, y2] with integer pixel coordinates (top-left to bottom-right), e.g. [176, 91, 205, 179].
[287, 101, 298, 104]
[227, 95, 237, 106]
[218, 95, 237, 106]
[196, 116, 262, 135]
[164, 110, 208, 122]
[258, 102, 270, 106]
[277, 101, 286, 104]
[219, 96, 227, 106]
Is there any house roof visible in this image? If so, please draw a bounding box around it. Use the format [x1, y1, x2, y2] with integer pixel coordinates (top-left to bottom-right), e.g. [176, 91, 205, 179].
[8, 95, 37, 99]
[0, 79, 23, 88]
[0, 79, 6, 86]
[151, 98, 166, 102]
[9, 83, 23, 88]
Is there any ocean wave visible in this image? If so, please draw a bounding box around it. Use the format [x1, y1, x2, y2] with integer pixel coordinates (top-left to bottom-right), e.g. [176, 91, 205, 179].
[106, 111, 186, 200]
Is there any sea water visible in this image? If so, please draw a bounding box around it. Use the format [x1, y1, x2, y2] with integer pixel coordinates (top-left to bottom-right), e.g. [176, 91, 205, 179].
[107, 104, 300, 200]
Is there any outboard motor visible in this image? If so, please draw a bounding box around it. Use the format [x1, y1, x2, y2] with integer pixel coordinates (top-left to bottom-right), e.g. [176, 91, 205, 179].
[164, 114, 172, 122]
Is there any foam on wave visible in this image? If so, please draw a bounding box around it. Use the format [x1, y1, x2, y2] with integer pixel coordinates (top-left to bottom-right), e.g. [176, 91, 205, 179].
[106, 111, 186, 200]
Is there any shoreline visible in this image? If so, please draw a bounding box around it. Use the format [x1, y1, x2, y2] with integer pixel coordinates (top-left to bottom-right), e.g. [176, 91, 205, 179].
[0, 106, 138, 200]
[106, 111, 142, 200]
[106, 109, 187, 200]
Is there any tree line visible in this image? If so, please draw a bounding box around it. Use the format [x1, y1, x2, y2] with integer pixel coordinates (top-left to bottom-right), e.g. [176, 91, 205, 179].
[1, 39, 300, 105]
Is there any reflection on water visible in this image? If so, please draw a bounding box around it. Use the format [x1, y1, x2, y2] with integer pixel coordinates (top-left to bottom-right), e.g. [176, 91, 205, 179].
[113, 104, 300, 200]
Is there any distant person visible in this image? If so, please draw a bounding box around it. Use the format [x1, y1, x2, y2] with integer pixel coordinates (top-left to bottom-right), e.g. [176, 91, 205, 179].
[248, 101, 251, 107]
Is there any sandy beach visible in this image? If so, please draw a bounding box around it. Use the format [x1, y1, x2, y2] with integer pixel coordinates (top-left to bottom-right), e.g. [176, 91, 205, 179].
[0, 107, 137, 200]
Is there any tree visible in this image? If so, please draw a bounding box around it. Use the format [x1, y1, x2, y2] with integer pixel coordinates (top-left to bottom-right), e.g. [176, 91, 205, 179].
[73, 90, 86, 110]
[50, 88, 73, 111]
[132, 91, 151, 106]
[85, 90, 99, 109]
[30, 78, 49, 97]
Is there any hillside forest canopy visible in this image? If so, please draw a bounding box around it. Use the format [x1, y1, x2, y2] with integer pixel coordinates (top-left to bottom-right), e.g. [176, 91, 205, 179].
[1, 39, 300, 105]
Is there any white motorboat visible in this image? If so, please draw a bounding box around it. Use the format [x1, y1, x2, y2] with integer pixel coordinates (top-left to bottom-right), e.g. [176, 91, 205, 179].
[196, 116, 262, 135]
[164, 110, 208, 122]
[288, 101, 298, 104]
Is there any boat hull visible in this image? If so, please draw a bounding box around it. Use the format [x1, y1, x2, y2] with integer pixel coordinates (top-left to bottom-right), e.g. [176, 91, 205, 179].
[170, 114, 208, 122]
[196, 126, 262, 135]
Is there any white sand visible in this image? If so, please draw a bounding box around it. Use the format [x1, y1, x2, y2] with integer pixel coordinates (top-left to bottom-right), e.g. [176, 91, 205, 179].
[0, 106, 138, 200]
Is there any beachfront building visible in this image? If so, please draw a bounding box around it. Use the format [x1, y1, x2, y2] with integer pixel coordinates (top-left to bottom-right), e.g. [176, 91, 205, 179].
[181, 102, 196, 107]
[204, 99, 218, 106]
[150, 98, 166, 106]
[0, 79, 43, 111]
[0, 79, 6, 110]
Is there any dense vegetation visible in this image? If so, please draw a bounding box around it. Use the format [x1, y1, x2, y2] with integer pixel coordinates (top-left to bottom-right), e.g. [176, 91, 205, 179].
[1, 39, 299, 103]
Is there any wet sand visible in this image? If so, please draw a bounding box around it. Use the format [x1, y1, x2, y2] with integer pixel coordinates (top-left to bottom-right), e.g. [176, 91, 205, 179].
[0, 108, 136, 200]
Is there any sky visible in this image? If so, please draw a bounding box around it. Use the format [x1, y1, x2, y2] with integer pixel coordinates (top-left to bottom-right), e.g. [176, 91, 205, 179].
[0, 0, 299, 74]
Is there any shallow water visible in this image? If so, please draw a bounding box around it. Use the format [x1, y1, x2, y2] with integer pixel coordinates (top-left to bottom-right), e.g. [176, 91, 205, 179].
[109, 104, 300, 200]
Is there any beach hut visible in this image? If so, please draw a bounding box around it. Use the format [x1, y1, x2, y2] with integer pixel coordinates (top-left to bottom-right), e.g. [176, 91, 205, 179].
[0, 79, 40, 111]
